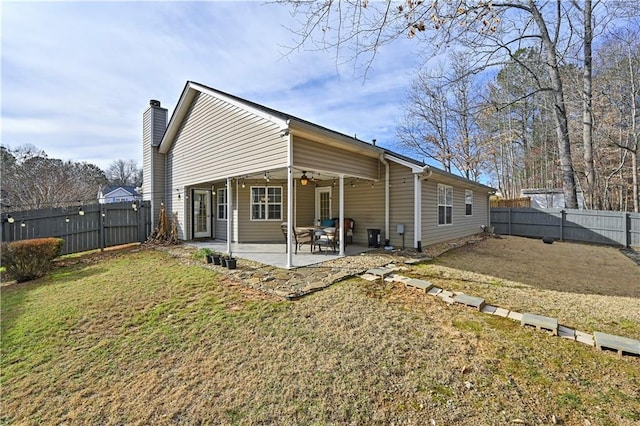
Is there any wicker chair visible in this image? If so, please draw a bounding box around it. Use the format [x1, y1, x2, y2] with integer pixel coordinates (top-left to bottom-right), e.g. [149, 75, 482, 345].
[281, 223, 313, 254]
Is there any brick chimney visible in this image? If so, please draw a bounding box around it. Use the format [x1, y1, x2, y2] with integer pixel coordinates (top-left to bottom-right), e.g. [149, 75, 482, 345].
[142, 99, 168, 230]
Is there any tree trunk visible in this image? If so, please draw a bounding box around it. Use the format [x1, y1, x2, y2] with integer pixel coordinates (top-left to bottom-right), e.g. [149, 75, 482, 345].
[632, 151, 639, 213]
[582, 0, 595, 209]
[529, 0, 578, 208]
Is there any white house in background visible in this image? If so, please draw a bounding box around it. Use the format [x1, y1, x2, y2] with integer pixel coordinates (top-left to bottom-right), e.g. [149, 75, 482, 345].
[520, 188, 585, 209]
[98, 185, 142, 204]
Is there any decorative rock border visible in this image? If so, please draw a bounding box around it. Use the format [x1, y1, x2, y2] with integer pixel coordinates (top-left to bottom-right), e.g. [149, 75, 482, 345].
[363, 266, 640, 358]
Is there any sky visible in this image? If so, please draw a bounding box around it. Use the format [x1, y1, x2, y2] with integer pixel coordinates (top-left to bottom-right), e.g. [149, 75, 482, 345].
[1, 1, 424, 171]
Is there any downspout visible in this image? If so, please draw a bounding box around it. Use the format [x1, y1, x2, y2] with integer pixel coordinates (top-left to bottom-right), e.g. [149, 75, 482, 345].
[339, 174, 345, 256]
[379, 154, 390, 246]
[414, 172, 422, 252]
[226, 177, 232, 257]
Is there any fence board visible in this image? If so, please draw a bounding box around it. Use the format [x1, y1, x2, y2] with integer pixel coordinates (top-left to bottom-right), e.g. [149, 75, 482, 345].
[491, 207, 640, 248]
[1, 201, 151, 255]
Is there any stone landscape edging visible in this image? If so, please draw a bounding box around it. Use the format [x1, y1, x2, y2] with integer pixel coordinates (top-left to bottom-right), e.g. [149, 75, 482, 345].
[361, 265, 640, 358]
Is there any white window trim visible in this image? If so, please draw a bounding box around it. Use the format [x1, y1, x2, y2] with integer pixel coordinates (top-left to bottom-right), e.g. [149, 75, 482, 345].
[217, 188, 228, 221]
[465, 189, 473, 217]
[250, 185, 283, 221]
[438, 184, 453, 226]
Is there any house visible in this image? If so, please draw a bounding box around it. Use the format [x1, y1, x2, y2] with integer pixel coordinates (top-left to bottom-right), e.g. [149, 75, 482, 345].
[520, 188, 585, 209]
[142, 81, 494, 268]
[98, 185, 142, 204]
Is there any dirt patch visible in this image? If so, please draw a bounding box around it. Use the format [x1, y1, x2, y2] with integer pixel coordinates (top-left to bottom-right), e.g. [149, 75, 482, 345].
[433, 236, 640, 298]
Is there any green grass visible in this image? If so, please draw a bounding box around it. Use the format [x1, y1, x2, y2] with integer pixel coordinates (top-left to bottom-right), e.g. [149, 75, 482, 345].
[2, 248, 639, 425]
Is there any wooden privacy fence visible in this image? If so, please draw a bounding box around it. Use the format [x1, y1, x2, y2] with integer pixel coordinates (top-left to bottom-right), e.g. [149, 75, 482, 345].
[1, 201, 152, 255]
[490, 207, 640, 248]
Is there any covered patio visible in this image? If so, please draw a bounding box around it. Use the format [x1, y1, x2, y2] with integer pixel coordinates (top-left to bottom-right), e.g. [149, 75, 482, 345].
[188, 240, 372, 269]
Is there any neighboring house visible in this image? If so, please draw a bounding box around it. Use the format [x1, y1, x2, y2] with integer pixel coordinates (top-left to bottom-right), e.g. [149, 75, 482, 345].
[520, 188, 585, 209]
[98, 185, 142, 204]
[142, 81, 495, 267]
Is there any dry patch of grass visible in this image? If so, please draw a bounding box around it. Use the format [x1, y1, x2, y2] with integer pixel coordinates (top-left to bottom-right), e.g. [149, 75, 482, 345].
[432, 236, 640, 297]
[2, 247, 639, 425]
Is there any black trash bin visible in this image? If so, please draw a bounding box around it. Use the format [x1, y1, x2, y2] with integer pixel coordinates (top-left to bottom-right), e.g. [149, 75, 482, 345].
[367, 229, 381, 248]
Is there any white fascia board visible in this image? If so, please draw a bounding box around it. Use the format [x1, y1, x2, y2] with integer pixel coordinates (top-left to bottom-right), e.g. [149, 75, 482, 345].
[384, 154, 426, 173]
[104, 188, 134, 198]
[159, 84, 196, 153]
[159, 82, 288, 154]
[193, 82, 289, 129]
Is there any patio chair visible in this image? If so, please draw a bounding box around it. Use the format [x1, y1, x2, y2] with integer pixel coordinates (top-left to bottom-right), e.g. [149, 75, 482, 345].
[313, 227, 337, 254]
[281, 223, 313, 254]
[332, 218, 354, 245]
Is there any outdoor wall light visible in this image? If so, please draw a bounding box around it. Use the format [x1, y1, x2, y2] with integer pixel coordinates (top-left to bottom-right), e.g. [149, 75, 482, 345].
[176, 189, 181, 199]
[65, 216, 70, 223]
[7, 214, 15, 224]
[132, 201, 138, 211]
[211, 186, 216, 196]
[20, 221, 26, 228]
[300, 171, 309, 186]
[241, 180, 246, 188]
[78, 207, 85, 216]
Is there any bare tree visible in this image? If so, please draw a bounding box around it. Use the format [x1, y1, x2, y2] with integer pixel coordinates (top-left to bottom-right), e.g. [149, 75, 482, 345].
[105, 159, 143, 187]
[1, 145, 108, 211]
[595, 25, 640, 212]
[281, 0, 590, 206]
[398, 52, 484, 180]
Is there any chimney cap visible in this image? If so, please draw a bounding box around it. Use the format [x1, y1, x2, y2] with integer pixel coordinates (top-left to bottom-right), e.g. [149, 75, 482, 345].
[149, 99, 161, 107]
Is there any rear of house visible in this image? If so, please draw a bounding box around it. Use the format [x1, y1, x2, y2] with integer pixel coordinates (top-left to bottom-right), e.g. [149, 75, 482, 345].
[142, 81, 493, 259]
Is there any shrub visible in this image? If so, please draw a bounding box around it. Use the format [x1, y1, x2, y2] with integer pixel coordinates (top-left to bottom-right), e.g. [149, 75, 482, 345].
[1, 238, 64, 283]
[193, 247, 213, 260]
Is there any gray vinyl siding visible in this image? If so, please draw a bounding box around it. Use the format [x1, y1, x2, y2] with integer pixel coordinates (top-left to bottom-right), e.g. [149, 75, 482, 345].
[166, 92, 287, 235]
[388, 163, 415, 248]
[142, 109, 151, 199]
[421, 178, 489, 246]
[293, 137, 379, 180]
[343, 179, 385, 245]
[152, 108, 167, 147]
[294, 180, 315, 227]
[236, 181, 289, 242]
[214, 187, 228, 241]
[142, 105, 167, 229]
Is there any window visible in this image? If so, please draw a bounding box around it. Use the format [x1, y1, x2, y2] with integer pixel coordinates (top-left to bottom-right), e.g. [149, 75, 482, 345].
[438, 184, 453, 225]
[465, 190, 473, 216]
[217, 188, 227, 220]
[251, 186, 282, 220]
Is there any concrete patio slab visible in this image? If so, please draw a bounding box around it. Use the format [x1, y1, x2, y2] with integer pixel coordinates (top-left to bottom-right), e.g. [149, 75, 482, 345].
[187, 240, 371, 269]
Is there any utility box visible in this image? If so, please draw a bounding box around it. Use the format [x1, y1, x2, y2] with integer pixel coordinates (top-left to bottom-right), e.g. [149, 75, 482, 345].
[367, 229, 381, 248]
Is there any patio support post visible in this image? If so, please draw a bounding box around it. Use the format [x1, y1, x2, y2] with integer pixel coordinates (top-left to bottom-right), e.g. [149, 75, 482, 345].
[414, 173, 422, 252]
[286, 166, 293, 268]
[227, 177, 232, 257]
[339, 174, 345, 256]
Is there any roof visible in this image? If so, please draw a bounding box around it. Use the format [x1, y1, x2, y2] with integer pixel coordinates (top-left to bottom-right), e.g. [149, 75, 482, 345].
[100, 185, 141, 197]
[159, 81, 495, 192]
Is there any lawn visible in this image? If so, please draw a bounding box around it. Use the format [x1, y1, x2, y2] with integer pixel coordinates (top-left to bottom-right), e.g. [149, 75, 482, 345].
[1, 246, 639, 425]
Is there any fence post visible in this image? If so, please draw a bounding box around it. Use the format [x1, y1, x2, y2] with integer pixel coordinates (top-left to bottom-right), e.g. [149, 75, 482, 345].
[623, 212, 629, 248]
[560, 209, 565, 242]
[99, 205, 105, 252]
[137, 202, 144, 243]
[508, 208, 512, 235]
